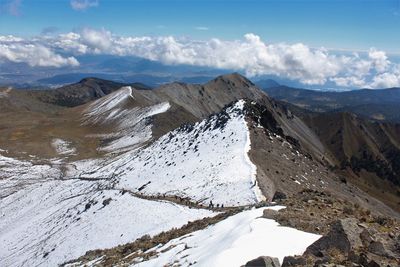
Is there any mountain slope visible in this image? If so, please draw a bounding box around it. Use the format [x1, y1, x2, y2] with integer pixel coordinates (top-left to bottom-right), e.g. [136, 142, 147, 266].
[30, 78, 128, 107]
[264, 86, 400, 122]
[299, 111, 400, 211]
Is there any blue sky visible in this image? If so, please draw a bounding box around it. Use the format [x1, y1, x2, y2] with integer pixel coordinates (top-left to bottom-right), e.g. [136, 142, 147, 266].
[1, 0, 400, 54]
[1, 0, 400, 89]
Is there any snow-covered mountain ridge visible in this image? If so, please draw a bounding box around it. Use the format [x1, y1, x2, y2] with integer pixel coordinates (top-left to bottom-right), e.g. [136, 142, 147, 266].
[1, 97, 279, 267]
[3, 73, 398, 267]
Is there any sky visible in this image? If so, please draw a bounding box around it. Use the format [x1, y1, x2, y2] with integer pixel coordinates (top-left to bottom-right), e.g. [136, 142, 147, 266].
[1, 0, 400, 88]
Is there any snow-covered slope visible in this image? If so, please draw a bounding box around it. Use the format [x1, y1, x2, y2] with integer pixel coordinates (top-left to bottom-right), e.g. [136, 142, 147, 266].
[0, 154, 61, 198]
[134, 207, 321, 267]
[71, 100, 265, 206]
[1, 99, 265, 266]
[82, 86, 171, 152]
[0, 99, 279, 267]
[0, 163, 215, 267]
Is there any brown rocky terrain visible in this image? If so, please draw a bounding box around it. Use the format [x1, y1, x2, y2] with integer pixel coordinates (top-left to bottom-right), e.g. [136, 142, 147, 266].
[299, 112, 400, 213]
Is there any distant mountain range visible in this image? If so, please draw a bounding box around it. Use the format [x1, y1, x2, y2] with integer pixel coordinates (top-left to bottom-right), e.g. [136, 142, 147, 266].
[36, 73, 216, 88]
[263, 85, 400, 123]
[0, 55, 229, 87]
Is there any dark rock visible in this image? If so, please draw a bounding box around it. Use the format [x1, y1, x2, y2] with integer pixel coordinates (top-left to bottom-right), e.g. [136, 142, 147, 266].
[281, 255, 307, 266]
[368, 241, 394, 258]
[316, 264, 346, 267]
[244, 256, 280, 267]
[358, 253, 372, 267]
[366, 260, 381, 267]
[313, 256, 331, 266]
[348, 250, 360, 263]
[272, 191, 287, 201]
[305, 218, 363, 256]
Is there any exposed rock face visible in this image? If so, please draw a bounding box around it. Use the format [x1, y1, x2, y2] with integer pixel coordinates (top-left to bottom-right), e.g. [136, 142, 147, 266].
[244, 256, 280, 267]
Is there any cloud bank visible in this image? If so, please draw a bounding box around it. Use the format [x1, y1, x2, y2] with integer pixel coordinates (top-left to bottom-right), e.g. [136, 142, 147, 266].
[0, 36, 79, 68]
[1, 28, 399, 88]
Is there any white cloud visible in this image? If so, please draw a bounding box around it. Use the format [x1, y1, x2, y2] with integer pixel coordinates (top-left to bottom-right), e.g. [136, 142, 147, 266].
[368, 48, 390, 73]
[369, 71, 400, 88]
[330, 76, 366, 88]
[0, 37, 79, 67]
[80, 27, 111, 52]
[1, 29, 400, 88]
[70, 0, 98, 11]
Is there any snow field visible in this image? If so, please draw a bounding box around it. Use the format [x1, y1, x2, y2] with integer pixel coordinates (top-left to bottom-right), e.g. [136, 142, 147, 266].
[0, 178, 215, 267]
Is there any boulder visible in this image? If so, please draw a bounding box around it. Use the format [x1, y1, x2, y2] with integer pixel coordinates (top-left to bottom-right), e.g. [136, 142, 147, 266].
[281, 255, 307, 266]
[368, 241, 394, 258]
[305, 218, 363, 256]
[244, 256, 280, 267]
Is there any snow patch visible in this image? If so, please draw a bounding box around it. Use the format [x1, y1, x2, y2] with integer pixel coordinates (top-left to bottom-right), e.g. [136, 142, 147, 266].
[51, 138, 76, 155]
[84, 86, 132, 117]
[0, 87, 12, 98]
[82, 86, 170, 152]
[135, 207, 321, 267]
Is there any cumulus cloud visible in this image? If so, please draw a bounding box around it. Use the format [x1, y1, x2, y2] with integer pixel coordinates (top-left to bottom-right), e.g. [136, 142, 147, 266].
[0, 36, 79, 67]
[1, 29, 400, 88]
[369, 71, 400, 88]
[70, 0, 98, 11]
[368, 48, 390, 73]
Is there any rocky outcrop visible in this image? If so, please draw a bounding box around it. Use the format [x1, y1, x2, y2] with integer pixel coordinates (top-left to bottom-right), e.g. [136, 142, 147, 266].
[244, 256, 280, 267]
[305, 218, 363, 256]
[278, 214, 400, 266]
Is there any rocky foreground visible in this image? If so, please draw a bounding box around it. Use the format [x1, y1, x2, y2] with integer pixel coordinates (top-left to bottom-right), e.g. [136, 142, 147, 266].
[244, 189, 400, 267]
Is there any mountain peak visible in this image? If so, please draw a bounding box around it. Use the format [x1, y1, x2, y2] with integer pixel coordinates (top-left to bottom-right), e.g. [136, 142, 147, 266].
[78, 77, 109, 85]
[209, 73, 255, 88]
